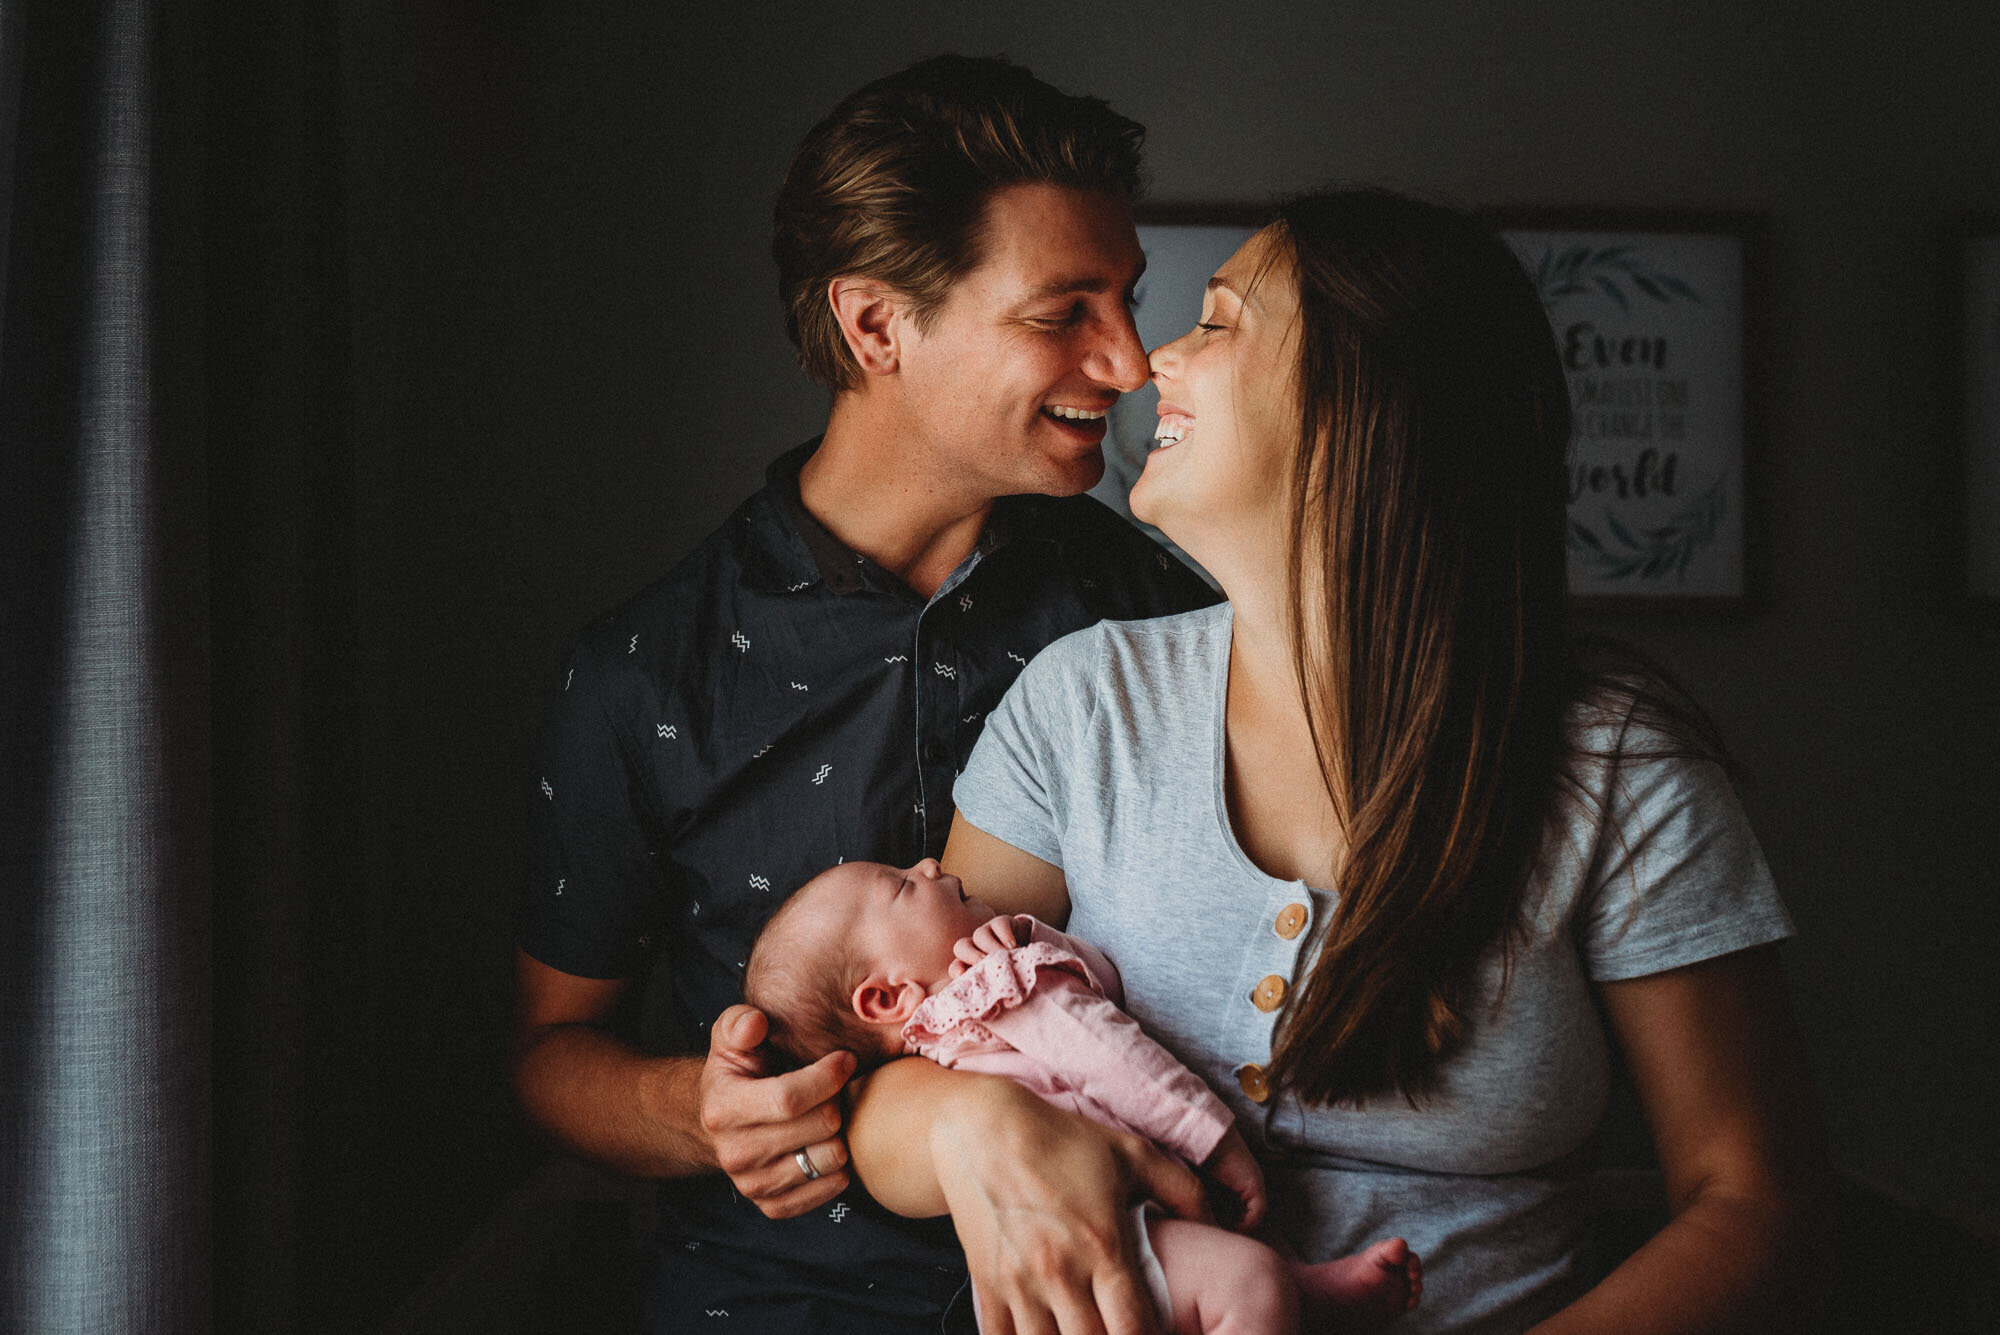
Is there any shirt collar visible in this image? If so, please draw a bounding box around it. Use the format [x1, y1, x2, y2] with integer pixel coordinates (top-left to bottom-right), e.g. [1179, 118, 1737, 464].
[743, 438, 1056, 596]
[737, 439, 855, 594]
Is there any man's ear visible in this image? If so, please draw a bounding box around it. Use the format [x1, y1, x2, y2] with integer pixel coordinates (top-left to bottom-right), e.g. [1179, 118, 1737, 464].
[852, 975, 926, 1026]
[828, 277, 905, 376]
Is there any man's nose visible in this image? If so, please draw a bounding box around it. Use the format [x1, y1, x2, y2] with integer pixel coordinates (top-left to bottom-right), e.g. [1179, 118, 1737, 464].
[1086, 308, 1149, 393]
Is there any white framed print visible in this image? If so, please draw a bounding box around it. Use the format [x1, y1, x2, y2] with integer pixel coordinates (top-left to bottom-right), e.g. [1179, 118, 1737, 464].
[1492, 209, 1761, 605]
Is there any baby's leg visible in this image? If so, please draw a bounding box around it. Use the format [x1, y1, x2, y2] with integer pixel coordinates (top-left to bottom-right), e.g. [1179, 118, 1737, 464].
[1289, 1236, 1422, 1331]
[1145, 1216, 1298, 1335]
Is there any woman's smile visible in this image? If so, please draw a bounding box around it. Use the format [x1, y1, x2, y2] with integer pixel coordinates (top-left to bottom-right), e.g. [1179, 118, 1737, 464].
[1154, 401, 1195, 448]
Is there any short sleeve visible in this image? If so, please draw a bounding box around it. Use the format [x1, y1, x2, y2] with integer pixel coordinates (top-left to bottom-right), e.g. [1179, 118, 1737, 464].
[520, 634, 666, 979]
[1579, 747, 1794, 982]
[952, 626, 1102, 867]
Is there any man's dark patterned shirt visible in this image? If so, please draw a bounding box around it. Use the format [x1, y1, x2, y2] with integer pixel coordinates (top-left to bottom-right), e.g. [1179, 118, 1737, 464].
[522, 440, 1218, 1333]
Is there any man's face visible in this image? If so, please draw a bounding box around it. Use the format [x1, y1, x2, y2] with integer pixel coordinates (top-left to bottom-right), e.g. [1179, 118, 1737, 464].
[892, 183, 1149, 501]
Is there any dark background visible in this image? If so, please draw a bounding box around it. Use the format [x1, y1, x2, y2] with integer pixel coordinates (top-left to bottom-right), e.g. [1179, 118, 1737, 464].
[213, 2, 2000, 1327]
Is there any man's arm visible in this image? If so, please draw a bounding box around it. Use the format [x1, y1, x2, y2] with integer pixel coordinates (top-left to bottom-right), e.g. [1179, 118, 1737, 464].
[511, 949, 857, 1217]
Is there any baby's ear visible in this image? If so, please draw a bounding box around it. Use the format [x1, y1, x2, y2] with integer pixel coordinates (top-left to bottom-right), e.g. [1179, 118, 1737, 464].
[852, 976, 926, 1026]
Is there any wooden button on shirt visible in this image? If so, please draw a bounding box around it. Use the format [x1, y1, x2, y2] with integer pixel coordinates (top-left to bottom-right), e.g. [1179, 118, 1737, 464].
[1237, 1063, 1271, 1103]
[1274, 903, 1307, 939]
[1252, 974, 1287, 1012]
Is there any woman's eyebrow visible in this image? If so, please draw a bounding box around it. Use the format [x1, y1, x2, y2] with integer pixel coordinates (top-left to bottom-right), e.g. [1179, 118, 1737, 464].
[1206, 275, 1259, 311]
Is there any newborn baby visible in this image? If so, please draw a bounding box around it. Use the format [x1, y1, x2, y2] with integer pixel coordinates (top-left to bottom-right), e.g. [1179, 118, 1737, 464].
[743, 857, 1421, 1334]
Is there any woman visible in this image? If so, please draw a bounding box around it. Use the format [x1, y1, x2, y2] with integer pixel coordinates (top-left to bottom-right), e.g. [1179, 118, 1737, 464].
[847, 188, 1827, 1333]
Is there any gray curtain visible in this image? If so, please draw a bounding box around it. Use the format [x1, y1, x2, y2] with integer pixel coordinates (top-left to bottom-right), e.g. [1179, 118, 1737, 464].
[3, 0, 349, 1329]
[1, 0, 212, 1331]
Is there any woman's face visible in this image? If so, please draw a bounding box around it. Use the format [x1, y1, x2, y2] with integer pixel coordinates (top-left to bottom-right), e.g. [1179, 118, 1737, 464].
[1129, 226, 1302, 567]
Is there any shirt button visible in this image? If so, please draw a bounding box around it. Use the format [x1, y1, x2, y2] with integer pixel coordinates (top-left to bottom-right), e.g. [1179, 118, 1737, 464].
[1251, 975, 1287, 1012]
[922, 738, 951, 763]
[1237, 1064, 1271, 1103]
[1275, 903, 1308, 939]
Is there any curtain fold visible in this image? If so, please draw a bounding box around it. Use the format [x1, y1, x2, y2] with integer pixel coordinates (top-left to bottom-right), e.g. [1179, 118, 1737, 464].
[2, 1, 212, 1330]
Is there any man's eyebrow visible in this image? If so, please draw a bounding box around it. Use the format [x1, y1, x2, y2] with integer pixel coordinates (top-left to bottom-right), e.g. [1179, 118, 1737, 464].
[1022, 276, 1117, 299]
[1022, 259, 1148, 302]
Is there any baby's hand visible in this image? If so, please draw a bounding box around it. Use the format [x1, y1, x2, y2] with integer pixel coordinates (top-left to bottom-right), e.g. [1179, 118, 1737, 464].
[947, 915, 1021, 978]
[1204, 1126, 1267, 1232]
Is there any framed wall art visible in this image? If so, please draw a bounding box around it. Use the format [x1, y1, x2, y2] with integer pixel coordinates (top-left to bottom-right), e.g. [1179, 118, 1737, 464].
[1963, 222, 2000, 602]
[1490, 208, 1762, 605]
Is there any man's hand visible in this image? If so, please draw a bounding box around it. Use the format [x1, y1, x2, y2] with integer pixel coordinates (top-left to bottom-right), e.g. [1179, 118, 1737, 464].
[699, 1004, 857, 1218]
[1203, 1126, 1267, 1232]
[948, 913, 1022, 978]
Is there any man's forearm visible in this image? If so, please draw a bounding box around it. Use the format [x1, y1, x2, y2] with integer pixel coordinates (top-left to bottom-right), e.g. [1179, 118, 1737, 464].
[513, 1024, 715, 1178]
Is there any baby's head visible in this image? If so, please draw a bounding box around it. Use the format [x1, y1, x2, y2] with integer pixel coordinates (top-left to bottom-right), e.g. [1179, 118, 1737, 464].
[745, 858, 997, 1068]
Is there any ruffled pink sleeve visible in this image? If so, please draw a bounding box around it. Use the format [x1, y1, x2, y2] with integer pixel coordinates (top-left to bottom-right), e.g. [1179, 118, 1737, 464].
[901, 941, 1088, 1059]
[902, 939, 1232, 1166]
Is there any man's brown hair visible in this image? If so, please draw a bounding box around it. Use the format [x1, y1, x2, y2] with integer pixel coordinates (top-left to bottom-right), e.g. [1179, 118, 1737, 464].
[772, 54, 1145, 391]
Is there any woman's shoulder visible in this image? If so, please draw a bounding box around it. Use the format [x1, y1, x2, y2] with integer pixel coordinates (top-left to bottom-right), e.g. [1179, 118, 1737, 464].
[1536, 680, 1790, 973]
[1019, 601, 1231, 686]
[1091, 600, 1233, 670]
[1559, 678, 1731, 806]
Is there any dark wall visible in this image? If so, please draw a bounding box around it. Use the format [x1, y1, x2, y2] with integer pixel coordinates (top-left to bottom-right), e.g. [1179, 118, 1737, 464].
[326, 0, 2000, 1319]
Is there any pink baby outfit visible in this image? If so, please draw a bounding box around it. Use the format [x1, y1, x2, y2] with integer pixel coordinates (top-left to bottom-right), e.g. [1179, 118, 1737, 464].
[901, 915, 1233, 1169]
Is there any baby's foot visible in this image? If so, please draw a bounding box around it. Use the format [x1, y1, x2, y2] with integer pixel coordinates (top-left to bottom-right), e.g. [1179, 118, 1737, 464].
[1292, 1236, 1421, 1330]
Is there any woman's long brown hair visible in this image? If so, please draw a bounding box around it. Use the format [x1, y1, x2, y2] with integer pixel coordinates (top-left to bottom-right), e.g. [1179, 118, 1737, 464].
[1264, 190, 1578, 1107]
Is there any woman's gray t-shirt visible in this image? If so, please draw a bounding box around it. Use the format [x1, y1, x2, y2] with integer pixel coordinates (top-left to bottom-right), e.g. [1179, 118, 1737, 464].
[953, 603, 1793, 1334]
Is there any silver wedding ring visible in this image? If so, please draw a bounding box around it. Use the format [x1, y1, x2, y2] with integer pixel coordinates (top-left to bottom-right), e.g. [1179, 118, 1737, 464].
[794, 1148, 821, 1182]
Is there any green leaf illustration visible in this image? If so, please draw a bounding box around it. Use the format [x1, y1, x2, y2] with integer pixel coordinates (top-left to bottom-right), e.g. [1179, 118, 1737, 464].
[1569, 520, 1606, 552]
[1526, 244, 1703, 312]
[1567, 480, 1727, 584]
[1656, 274, 1703, 303]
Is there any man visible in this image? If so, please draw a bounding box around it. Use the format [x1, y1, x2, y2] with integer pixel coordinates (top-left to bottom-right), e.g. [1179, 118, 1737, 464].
[512, 54, 1217, 1332]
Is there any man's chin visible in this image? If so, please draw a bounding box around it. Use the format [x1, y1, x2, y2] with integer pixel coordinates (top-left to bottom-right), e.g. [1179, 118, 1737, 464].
[1034, 440, 1107, 497]
[1062, 453, 1108, 496]
[985, 459, 1103, 501]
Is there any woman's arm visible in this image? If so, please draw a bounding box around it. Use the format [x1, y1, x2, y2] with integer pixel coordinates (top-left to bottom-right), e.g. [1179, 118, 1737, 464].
[1529, 945, 1831, 1334]
[847, 1052, 1211, 1335]
[844, 812, 1207, 1334]
[942, 813, 1073, 922]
